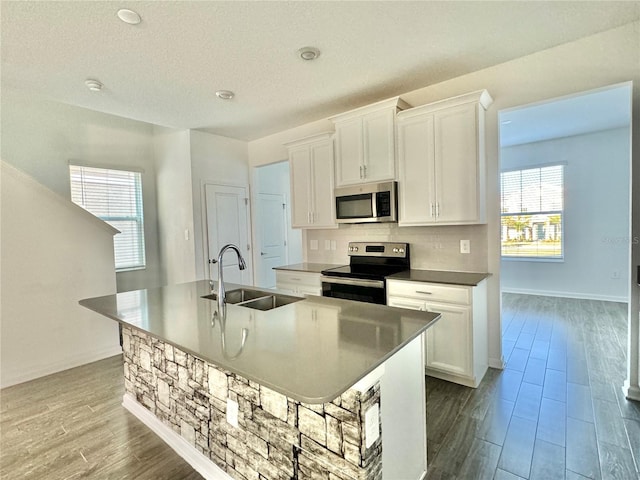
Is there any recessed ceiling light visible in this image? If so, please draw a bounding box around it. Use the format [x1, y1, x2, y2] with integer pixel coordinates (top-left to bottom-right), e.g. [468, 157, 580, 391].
[85, 79, 103, 92]
[117, 8, 142, 25]
[298, 47, 320, 61]
[215, 90, 235, 100]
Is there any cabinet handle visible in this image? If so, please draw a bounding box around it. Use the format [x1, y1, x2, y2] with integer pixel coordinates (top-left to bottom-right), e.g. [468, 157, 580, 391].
[415, 290, 433, 295]
[308, 212, 311, 223]
[436, 203, 440, 218]
[363, 164, 367, 178]
[430, 203, 435, 218]
[359, 165, 363, 179]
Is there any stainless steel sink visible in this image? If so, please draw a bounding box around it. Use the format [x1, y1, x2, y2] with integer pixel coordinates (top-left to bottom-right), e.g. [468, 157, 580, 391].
[239, 294, 303, 311]
[202, 288, 302, 310]
[202, 288, 273, 304]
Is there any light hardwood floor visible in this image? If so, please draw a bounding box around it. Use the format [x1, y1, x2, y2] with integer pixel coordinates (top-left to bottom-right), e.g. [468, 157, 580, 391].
[1, 294, 639, 479]
[0, 355, 203, 479]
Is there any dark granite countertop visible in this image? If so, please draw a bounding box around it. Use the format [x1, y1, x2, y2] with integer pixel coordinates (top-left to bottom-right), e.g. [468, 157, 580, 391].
[273, 263, 345, 274]
[387, 269, 491, 286]
[80, 280, 439, 404]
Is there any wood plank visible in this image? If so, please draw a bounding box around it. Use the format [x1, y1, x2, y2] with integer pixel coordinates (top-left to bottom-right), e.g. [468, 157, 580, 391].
[497, 415, 537, 478]
[566, 417, 601, 479]
[537, 397, 567, 447]
[530, 438, 565, 480]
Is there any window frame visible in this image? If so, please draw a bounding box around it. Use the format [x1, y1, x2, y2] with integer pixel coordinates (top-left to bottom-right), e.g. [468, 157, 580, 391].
[69, 164, 146, 272]
[500, 163, 565, 262]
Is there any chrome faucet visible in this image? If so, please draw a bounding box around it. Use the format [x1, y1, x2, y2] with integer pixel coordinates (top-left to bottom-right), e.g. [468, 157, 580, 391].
[215, 244, 247, 316]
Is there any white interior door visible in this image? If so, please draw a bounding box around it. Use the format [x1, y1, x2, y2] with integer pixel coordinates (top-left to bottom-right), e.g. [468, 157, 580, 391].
[256, 193, 286, 288]
[204, 184, 252, 285]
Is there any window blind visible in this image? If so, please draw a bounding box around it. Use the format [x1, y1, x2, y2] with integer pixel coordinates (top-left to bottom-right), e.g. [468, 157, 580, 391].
[69, 165, 146, 271]
[500, 165, 564, 259]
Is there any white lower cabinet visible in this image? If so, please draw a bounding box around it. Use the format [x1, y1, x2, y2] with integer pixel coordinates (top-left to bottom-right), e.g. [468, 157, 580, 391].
[275, 270, 322, 296]
[387, 278, 487, 388]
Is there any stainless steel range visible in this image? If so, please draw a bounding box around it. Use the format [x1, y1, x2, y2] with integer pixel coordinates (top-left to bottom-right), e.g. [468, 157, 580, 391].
[320, 242, 410, 305]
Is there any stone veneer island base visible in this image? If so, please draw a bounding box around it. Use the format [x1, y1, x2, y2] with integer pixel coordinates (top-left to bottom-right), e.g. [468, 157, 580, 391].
[122, 326, 385, 480]
[80, 281, 436, 480]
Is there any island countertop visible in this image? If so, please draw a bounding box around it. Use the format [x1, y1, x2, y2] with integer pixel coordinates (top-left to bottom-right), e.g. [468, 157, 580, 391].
[80, 280, 439, 404]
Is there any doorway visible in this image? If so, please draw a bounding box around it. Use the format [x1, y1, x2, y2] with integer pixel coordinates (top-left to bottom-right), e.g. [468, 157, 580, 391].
[253, 161, 302, 288]
[498, 83, 633, 386]
[499, 84, 632, 301]
[203, 183, 253, 285]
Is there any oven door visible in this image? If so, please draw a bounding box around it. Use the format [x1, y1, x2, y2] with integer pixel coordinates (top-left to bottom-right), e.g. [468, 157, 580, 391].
[321, 276, 386, 305]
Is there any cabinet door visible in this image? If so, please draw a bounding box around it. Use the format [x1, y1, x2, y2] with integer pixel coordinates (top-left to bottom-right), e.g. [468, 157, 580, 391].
[289, 147, 311, 228]
[397, 114, 436, 225]
[310, 140, 336, 228]
[363, 109, 396, 182]
[335, 118, 363, 186]
[434, 103, 480, 223]
[424, 302, 471, 377]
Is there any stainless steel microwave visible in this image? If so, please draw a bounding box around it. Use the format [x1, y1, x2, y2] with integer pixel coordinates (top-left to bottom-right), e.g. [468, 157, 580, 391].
[334, 181, 397, 224]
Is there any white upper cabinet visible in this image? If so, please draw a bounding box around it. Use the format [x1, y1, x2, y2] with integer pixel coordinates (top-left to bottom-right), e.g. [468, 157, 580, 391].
[285, 132, 337, 229]
[331, 97, 409, 187]
[397, 90, 492, 226]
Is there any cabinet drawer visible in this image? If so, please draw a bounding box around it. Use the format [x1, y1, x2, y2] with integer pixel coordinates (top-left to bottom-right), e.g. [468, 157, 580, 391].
[386, 279, 470, 305]
[276, 270, 321, 288]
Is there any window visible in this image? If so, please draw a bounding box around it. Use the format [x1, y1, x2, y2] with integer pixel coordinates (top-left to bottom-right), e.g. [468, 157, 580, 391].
[70, 165, 146, 271]
[500, 164, 564, 259]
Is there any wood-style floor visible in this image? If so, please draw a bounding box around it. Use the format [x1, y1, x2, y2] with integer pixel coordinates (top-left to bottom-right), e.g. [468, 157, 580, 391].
[426, 293, 640, 480]
[1, 294, 639, 479]
[0, 355, 203, 479]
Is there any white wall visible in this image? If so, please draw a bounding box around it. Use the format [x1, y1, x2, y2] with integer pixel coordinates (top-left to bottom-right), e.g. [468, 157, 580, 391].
[189, 130, 251, 280]
[0, 162, 121, 388]
[0, 88, 163, 292]
[248, 21, 640, 371]
[153, 126, 197, 286]
[501, 128, 630, 301]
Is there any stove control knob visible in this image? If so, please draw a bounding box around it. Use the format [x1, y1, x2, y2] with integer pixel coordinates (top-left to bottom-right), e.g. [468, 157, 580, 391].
[353, 246, 358, 252]
[393, 248, 399, 253]
[399, 248, 405, 253]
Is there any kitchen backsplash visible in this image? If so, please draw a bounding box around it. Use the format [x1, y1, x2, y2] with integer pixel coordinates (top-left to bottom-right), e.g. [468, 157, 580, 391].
[304, 224, 488, 272]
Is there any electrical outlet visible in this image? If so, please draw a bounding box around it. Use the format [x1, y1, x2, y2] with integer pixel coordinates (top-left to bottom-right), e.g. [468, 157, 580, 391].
[310, 240, 318, 251]
[460, 240, 471, 254]
[331, 240, 337, 251]
[612, 270, 620, 279]
[364, 404, 380, 448]
[184, 229, 190, 241]
[324, 240, 331, 250]
[226, 398, 239, 427]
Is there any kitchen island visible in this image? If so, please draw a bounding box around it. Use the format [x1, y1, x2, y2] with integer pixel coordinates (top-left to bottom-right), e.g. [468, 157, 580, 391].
[80, 280, 440, 480]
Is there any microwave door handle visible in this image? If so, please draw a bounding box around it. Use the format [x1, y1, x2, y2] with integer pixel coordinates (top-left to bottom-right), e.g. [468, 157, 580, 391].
[371, 194, 378, 218]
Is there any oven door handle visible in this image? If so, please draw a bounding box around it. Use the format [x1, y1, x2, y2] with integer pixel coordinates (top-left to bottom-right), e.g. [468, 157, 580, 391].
[321, 276, 384, 289]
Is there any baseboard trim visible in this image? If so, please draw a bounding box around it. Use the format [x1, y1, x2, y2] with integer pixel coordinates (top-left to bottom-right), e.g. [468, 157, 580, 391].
[501, 287, 628, 303]
[1, 344, 123, 389]
[622, 382, 640, 402]
[122, 394, 231, 480]
[489, 357, 506, 370]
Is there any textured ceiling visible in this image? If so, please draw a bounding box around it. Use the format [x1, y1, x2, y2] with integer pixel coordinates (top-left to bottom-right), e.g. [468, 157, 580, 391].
[2, 1, 639, 141]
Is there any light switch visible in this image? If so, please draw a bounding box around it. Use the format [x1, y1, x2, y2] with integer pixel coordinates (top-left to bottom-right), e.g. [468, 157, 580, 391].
[184, 229, 190, 241]
[226, 398, 239, 428]
[460, 240, 470, 254]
